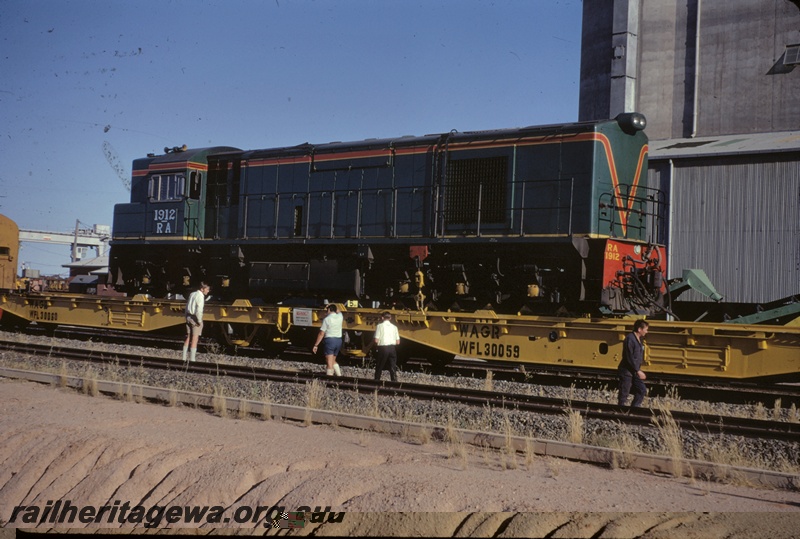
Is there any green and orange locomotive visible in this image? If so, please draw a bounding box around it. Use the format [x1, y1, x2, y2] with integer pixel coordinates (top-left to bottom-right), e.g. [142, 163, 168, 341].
[110, 113, 666, 316]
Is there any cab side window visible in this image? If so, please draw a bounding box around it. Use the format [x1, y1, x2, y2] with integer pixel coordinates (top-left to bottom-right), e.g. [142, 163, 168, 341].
[189, 171, 202, 199]
[148, 174, 186, 201]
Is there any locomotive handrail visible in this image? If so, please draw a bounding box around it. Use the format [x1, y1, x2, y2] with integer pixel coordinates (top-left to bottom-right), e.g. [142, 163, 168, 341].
[598, 184, 667, 242]
[237, 180, 596, 240]
[511, 177, 575, 237]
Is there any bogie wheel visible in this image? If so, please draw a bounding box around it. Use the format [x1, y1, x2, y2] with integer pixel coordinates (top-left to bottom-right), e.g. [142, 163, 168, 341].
[0, 311, 30, 332]
[344, 330, 374, 368]
[259, 326, 291, 357]
[424, 348, 455, 372]
[41, 323, 58, 337]
[397, 341, 454, 371]
[214, 322, 262, 354]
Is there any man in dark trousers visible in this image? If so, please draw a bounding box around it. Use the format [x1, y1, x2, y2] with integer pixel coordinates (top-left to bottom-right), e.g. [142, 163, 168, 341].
[373, 312, 401, 382]
[618, 319, 649, 407]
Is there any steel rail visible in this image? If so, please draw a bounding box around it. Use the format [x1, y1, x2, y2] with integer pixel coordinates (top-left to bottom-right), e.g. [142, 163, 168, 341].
[407, 357, 800, 409]
[26, 323, 799, 409]
[1, 340, 797, 442]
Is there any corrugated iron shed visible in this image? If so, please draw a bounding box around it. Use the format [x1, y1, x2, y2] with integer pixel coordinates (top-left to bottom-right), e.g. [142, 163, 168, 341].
[648, 132, 800, 305]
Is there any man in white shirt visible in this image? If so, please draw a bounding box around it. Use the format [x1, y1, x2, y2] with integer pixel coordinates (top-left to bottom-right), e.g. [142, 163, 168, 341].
[183, 282, 210, 362]
[373, 312, 401, 382]
[312, 304, 344, 376]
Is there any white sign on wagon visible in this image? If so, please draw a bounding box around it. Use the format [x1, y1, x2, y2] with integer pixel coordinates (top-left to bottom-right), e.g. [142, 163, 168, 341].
[293, 308, 314, 327]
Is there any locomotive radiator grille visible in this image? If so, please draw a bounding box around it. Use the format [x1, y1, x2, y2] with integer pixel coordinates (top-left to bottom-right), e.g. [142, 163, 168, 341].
[445, 156, 507, 227]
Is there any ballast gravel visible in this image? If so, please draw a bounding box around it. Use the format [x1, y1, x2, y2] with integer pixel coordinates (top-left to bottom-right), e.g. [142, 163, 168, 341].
[0, 329, 797, 476]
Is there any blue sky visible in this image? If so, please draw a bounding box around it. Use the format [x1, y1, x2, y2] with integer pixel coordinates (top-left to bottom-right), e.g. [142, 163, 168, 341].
[1, 0, 583, 275]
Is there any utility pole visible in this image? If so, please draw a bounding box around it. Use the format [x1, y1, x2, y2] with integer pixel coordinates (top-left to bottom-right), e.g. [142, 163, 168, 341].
[72, 219, 80, 263]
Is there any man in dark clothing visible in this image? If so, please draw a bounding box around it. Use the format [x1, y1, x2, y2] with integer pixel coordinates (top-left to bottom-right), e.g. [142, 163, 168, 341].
[618, 319, 649, 407]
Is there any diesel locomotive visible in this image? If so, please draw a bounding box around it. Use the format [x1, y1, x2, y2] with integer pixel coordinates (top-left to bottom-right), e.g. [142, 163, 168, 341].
[110, 113, 667, 316]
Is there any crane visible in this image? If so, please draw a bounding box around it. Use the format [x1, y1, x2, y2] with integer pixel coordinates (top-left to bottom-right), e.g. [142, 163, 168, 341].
[102, 141, 130, 191]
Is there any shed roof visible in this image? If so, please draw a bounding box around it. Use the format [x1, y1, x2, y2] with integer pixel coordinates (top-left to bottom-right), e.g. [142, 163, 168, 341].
[69, 274, 99, 285]
[649, 131, 800, 160]
[62, 255, 108, 270]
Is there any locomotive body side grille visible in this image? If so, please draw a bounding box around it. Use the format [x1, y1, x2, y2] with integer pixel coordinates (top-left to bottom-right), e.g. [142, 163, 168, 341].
[445, 156, 507, 227]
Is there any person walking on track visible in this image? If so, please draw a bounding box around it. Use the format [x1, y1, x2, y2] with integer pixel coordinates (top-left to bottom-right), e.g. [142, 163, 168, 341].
[373, 311, 401, 382]
[313, 304, 344, 376]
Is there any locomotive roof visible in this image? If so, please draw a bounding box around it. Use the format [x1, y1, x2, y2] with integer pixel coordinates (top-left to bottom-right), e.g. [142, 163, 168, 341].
[236, 117, 625, 159]
[135, 146, 242, 167]
[146, 117, 640, 162]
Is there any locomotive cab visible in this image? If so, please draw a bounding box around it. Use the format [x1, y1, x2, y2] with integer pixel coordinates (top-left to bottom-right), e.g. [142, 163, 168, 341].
[110, 145, 241, 295]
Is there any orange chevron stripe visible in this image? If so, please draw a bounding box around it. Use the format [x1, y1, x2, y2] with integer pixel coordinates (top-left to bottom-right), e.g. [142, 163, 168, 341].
[567, 133, 648, 237]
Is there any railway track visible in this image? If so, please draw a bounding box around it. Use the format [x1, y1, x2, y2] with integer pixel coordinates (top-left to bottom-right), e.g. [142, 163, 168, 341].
[12, 324, 800, 409]
[1, 339, 797, 443]
[419, 358, 800, 409]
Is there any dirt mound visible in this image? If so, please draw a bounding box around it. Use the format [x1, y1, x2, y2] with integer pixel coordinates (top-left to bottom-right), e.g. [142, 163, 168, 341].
[1, 379, 799, 537]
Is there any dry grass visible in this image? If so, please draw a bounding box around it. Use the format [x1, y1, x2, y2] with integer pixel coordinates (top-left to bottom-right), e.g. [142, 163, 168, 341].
[650, 384, 681, 410]
[652, 407, 683, 476]
[524, 438, 537, 469]
[753, 402, 767, 420]
[695, 434, 755, 474]
[566, 383, 576, 406]
[693, 400, 716, 416]
[501, 413, 518, 469]
[399, 409, 429, 445]
[444, 412, 468, 467]
[415, 425, 432, 445]
[565, 408, 584, 445]
[82, 369, 99, 397]
[304, 378, 327, 425]
[663, 384, 680, 401]
[604, 422, 641, 470]
[483, 370, 493, 392]
[305, 379, 325, 409]
[371, 389, 380, 418]
[260, 398, 272, 421]
[479, 404, 493, 432]
[237, 398, 250, 419]
[480, 443, 494, 469]
[260, 380, 273, 401]
[107, 357, 120, 383]
[212, 386, 227, 418]
[115, 380, 127, 401]
[58, 362, 68, 388]
[545, 456, 563, 478]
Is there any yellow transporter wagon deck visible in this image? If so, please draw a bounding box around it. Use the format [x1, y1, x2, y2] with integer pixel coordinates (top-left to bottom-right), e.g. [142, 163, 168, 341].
[2, 292, 799, 381]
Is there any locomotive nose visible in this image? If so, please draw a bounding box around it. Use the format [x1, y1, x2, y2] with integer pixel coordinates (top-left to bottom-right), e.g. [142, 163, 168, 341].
[615, 112, 647, 134]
